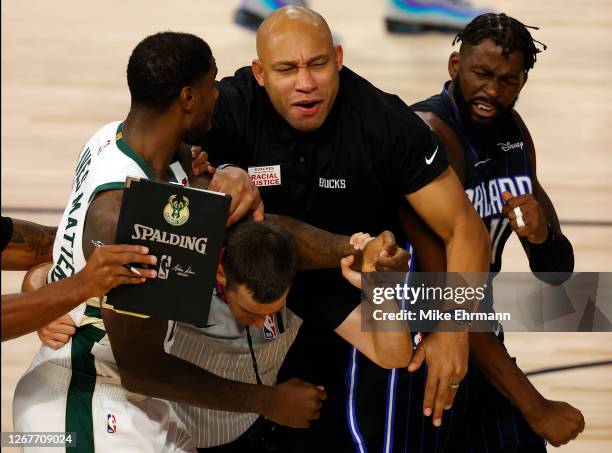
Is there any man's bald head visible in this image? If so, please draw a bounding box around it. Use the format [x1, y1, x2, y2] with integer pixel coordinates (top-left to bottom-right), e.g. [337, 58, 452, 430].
[251, 6, 343, 133]
[256, 6, 334, 61]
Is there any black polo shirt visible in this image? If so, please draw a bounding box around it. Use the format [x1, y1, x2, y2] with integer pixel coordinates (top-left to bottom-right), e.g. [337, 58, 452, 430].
[204, 66, 447, 329]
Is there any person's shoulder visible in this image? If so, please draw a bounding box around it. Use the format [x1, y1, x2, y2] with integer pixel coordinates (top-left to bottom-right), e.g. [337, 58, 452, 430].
[510, 108, 536, 161]
[340, 67, 425, 128]
[340, 67, 405, 110]
[85, 121, 122, 145]
[510, 109, 530, 136]
[411, 92, 445, 112]
[219, 66, 255, 83]
[218, 66, 259, 97]
[86, 122, 150, 184]
[412, 109, 453, 139]
[77, 121, 122, 165]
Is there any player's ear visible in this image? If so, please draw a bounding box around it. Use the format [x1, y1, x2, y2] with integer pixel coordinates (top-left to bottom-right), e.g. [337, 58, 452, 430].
[334, 45, 344, 71]
[216, 263, 227, 287]
[251, 59, 265, 87]
[179, 85, 196, 112]
[448, 51, 460, 79]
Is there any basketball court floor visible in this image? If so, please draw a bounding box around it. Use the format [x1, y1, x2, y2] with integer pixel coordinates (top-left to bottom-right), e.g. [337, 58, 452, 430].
[1, 1, 611, 451]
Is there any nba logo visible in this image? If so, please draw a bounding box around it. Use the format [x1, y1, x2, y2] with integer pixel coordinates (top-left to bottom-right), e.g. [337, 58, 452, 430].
[107, 413, 117, 433]
[262, 314, 277, 339]
[158, 255, 171, 280]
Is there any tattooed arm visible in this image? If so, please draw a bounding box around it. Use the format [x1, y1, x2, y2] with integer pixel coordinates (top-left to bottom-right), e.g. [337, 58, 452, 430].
[1, 218, 56, 270]
[1, 244, 156, 342]
[265, 214, 410, 271]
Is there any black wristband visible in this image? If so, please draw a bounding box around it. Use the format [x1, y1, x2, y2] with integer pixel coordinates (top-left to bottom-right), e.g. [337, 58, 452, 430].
[528, 222, 556, 248]
[529, 223, 574, 278]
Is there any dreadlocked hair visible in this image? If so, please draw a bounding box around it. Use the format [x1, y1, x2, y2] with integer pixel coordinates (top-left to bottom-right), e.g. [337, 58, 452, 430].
[453, 13, 547, 73]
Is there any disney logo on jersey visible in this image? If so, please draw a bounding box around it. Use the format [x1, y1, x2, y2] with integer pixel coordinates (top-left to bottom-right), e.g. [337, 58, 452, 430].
[163, 194, 190, 226]
[131, 224, 208, 255]
[497, 141, 524, 152]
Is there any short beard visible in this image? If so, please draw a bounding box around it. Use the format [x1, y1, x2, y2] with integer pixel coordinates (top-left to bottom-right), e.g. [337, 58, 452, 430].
[452, 77, 517, 141]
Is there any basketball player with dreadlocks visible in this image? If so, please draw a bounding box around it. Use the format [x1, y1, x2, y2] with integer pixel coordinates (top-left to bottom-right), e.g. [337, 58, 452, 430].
[395, 12, 584, 452]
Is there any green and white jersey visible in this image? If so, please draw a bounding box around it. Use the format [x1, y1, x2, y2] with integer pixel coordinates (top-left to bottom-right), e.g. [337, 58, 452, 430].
[15, 121, 192, 452]
[28, 119, 188, 377]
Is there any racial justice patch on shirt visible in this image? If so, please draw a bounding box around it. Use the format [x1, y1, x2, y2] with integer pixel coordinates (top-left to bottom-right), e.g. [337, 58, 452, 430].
[248, 165, 281, 187]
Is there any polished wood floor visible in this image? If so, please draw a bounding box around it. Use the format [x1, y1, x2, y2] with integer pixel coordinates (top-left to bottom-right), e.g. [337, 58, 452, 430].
[1, 0, 611, 451]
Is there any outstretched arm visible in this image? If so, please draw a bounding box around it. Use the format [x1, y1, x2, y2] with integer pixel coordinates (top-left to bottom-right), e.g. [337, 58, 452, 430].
[469, 332, 584, 447]
[1, 243, 156, 342]
[1, 218, 56, 270]
[266, 214, 408, 271]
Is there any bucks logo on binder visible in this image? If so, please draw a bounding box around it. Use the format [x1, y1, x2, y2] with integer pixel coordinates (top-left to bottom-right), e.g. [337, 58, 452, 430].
[163, 194, 190, 226]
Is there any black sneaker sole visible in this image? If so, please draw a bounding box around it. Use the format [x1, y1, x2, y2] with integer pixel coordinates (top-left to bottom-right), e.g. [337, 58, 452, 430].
[234, 9, 266, 31]
[385, 18, 463, 34]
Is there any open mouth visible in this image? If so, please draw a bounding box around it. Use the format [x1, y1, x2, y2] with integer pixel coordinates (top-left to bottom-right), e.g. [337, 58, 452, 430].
[292, 100, 322, 115]
[471, 100, 498, 119]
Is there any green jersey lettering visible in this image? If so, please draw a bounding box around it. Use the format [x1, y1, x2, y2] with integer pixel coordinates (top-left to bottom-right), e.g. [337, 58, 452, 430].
[69, 193, 83, 216]
[50, 265, 68, 282]
[56, 253, 75, 276]
[65, 216, 78, 231]
[63, 231, 76, 248]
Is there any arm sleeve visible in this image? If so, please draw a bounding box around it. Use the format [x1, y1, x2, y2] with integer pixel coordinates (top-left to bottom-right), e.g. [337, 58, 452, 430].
[389, 110, 449, 195]
[1, 216, 14, 251]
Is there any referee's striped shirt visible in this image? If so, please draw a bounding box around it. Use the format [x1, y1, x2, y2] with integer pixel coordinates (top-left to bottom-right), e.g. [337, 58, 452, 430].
[164, 292, 302, 448]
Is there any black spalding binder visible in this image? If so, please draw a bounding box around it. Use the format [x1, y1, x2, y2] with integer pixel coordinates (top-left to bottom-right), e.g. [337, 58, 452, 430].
[105, 177, 231, 324]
